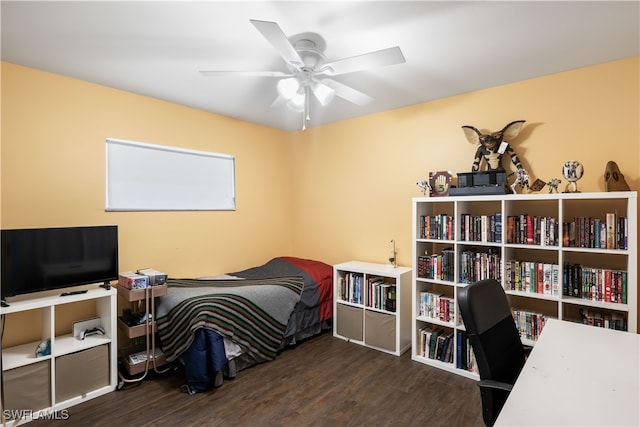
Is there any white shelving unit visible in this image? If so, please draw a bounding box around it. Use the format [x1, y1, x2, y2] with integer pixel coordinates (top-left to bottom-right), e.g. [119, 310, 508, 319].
[333, 261, 412, 356]
[412, 191, 637, 379]
[1, 286, 117, 424]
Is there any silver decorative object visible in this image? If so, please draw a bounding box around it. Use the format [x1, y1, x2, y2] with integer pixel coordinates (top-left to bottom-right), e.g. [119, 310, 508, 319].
[562, 161, 584, 193]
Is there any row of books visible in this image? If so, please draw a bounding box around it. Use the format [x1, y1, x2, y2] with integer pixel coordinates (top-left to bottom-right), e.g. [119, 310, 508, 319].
[416, 250, 455, 281]
[506, 215, 559, 246]
[563, 264, 628, 304]
[366, 278, 397, 312]
[562, 215, 628, 250]
[336, 273, 363, 305]
[419, 214, 454, 240]
[504, 261, 560, 296]
[458, 249, 501, 284]
[419, 213, 628, 251]
[417, 327, 455, 364]
[577, 307, 627, 331]
[418, 291, 455, 323]
[515, 308, 628, 338]
[459, 213, 502, 243]
[513, 310, 547, 341]
[417, 327, 479, 374]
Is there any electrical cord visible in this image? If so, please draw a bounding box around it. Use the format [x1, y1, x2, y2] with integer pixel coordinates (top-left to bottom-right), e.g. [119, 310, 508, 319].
[1, 313, 7, 426]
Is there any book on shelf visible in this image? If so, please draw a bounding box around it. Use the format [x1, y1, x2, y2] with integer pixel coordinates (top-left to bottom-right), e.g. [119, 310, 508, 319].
[523, 263, 531, 292]
[536, 263, 544, 294]
[606, 212, 616, 249]
[526, 215, 534, 244]
[384, 285, 397, 312]
[456, 330, 464, 369]
[552, 264, 560, 296]
[428, 328, 443, 359]
[493, 212, 502, 243]
[338, 277, 345, 300]
[418, 327, 432, 357]
[435, 333, 447, 361]
[543, 263, 552, 295]
[440, 331, 454, 363]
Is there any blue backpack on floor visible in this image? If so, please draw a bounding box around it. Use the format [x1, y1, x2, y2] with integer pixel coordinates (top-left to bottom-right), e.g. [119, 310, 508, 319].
[181, 328, 229, 394]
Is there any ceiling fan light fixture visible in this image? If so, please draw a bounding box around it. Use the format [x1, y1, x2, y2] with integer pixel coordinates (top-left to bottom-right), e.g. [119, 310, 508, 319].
[276, 77, 300, 99]
[290, 89, 305, 106]
[286, 98, 304, 112]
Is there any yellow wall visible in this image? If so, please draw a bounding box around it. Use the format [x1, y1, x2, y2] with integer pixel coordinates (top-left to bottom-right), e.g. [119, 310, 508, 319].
[1, 62, 295, 277]
[290, 57, 639, 268]
[2, 56, 639, 332]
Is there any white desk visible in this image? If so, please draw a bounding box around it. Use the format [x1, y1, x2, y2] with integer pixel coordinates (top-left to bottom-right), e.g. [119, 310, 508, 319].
[495, 318, 640, 426]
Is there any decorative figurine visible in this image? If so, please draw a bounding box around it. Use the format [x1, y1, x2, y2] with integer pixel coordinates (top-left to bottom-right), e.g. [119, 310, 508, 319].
[547, 178, 561, 193]
[429, 171, 452, 197]
[416, 179, 431, 196]
[462, 120, 526, 172]
[529, 178, 546, 192]
[604, 161, 630, 192]
[389, 239, 397, 268]
[509, 168, 530, 193]
[562, 161, 584, 193]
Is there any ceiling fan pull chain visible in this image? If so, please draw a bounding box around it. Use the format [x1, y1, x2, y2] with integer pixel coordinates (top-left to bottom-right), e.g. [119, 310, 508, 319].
[305, 86, 310, 122]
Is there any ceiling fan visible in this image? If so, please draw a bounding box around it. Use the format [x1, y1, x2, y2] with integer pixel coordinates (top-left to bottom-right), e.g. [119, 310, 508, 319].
[200, 19, 406, 129]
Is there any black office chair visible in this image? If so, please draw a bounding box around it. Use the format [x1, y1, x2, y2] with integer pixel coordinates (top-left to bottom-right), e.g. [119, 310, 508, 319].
[457, 279, 527, 427]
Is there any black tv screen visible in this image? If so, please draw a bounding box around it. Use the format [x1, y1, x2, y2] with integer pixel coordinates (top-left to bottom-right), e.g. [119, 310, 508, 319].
[1, 225, 118, 300]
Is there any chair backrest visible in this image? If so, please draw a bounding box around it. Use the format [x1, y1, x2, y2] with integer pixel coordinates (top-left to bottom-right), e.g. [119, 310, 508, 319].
[458, 279, 526, 385]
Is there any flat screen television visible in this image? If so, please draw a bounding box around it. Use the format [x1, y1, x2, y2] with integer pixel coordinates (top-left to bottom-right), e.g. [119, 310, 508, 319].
[1, 225, 118, 300]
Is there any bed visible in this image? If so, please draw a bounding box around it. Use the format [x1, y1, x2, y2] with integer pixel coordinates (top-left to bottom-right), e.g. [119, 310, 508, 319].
[155, 256, 333, 393]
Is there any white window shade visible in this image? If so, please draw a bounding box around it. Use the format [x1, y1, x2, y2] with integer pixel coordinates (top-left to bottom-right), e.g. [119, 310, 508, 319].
[106, 138, 235, 211]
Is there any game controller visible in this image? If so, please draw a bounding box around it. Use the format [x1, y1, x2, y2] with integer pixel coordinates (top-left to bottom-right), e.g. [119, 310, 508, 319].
[80, 326, 105, 340]
[35, 339, 51, 357]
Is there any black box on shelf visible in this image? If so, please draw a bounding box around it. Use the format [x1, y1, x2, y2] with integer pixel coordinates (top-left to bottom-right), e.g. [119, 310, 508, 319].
[457, 171, 507, 187]
[450, 171, 511, 196]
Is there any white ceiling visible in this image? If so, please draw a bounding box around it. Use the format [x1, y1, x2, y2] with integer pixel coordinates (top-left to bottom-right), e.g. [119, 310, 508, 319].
[2, 1, 638, 132]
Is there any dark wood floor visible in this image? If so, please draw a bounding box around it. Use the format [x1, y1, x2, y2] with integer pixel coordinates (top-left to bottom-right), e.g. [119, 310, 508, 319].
[32, 332, 484, 427]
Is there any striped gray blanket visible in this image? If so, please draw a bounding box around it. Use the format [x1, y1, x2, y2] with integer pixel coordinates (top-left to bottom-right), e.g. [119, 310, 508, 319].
[156, 276, 304, 363]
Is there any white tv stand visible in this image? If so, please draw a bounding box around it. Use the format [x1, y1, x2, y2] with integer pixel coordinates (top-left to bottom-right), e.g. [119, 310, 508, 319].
[0, 285, 117, 425]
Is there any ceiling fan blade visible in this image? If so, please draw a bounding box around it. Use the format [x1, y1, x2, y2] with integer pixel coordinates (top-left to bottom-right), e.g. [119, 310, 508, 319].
[310, 80, 335, 106]
[250, 19, 303, 69]
[199, 70, 289, 77]
[270, 95, 287, 108]
[319, 79, 374, 106]
[321, 46, 406, 76]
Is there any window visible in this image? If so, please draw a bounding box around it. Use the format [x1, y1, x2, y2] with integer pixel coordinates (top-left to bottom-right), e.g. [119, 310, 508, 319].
[106, 138, 235, 211]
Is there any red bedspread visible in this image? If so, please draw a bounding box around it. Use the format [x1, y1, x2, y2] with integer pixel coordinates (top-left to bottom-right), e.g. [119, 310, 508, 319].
[279, 256, 333, 321]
